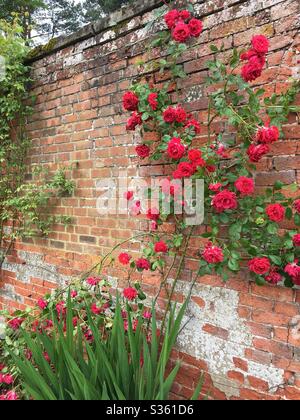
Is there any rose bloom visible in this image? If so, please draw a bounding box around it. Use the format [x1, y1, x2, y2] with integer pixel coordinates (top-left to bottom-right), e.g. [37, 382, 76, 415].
[185, 119, 201, 134]
[118, 252, 131, 265]
[192, 158, 206, 171]
[248, 257, 271, 275]
[8, 318, 24, 330]
[234, 176, 255, 196]
[0, 373, 14, 385]
[154, 241, 168, 253]
[188, 149, 202, 162]
[124, 191, 134, 201]
[147, 207, 160, 221]
[148, 92, 158, 110]
[188, 18, 203, 37]
[151, 221, 158, 231]
[126, 112, 142, 131]
[294, 199, 300, 213]
[0, 391, 18, 401]
[86, 277, 101, 286]
[37, 298, 48, 310]
[163, 106, 177, 123]
[241, 60, 263, 82]
[179, 10, 191, 20]
[173, 162, 195, 179]
[266, 203, 285, 222]
[123, 287, 138, 301]
[71, 290, 78, 298]
[91, 303, 102, 315]
[247, 143, 269, 162]
[172, 21, 191, 43]
[265, 268, 282, 285]
[136, 144, 150, 159]
[143, 311, 152, 320]
[209, 183, 223, 192]
[293, 234, 300, 247]
[123, 91, 139, 111]
[164, 9, 179, 29]
[175, 106, 187, 123]
[206, 164, 216, 173]
[284, 262, 300, 286]
[136, 258, 151, 271]
[256, 125, 279, 144]
[202, 243, 224, 264]
[161, 178, 181, 197]
[167, 137, 186, 160]
[251, 35, 269, 55]
[212, 190, 238, 213]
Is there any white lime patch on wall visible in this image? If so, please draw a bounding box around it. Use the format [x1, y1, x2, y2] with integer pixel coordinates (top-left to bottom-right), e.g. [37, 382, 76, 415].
[175, 281, 284, 398]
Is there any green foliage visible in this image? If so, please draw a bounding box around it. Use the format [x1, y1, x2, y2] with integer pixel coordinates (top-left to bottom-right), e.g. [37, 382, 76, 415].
[7, 294, 202, 400]
[0, 19, 74, 267]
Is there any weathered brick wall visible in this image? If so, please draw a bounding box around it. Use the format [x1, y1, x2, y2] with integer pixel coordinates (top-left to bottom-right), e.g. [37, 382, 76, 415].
[1, 0, 300, 400]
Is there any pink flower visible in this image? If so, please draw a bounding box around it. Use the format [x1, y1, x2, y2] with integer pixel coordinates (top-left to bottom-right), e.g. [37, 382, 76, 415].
[251, 35, 269, 55]
[143, 311, 152, 319]
[136, 258, 151, 271]
[161, 178, 181, 197]
[188, 18, 203, 37]
[118, 252, 131, 265]
[91, 303, 102, 315]
[123, 287, 138, 301]
[202, 243, 224, 264]
[71, 290, 78, 298]
[123, 91, 139, 111]
[86, 277, 101, 286]
[0, 373, 14, 385]
[256, 125, 279, 144]
[154, 241, 168, 253]
[266, 204, 285, 222]
[150, 221, 158, 231]
[130, 200, 141, 216]
[37, 298, 48, 310]
[284, 261, 300, 286]
[294, 200, 300, 214]
[248, 257, 271, 275]
[235, 177, 255, 196]
[0, 391, 18, 401]
[56, 301, 66, 318]
[167, 137, 186, 160]
[148, 93, 158, 111]
[136, 144, 150, 159]
[8, 318, 24, 330]
[293, 234, 300, 247]
[147, 208, 160, 221]
[212, 190, 238, 213]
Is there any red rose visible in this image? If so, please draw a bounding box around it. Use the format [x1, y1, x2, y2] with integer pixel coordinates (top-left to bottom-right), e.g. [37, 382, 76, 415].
[256, 125, 279, 144]
[284, 262, 300, 286]
[163, 106, 177, 123]
[123, 287, 138, 301]
[188, 149, 202, 162]
[126, 112, 142, 131]
[185, 119, 201, 134]
[234, 176, 255, 196]
[154, 241, 168, 253]
[209, 183, 222, 192]
[192, 158, 206, 171]
[147, 208, 160, 221]
[240, 49, 259, 61]
[86, 277, 100, 286]
[251, 35, 269, 55]
[124, 191, 134, 201]
[175, 106, 187, 123]
[265, 268, 282, 284]
[248, 257, 271, 275]
[167, 137, 185, 160]
[136, 258, 151, 271]
[148, 92, 158, 111]
[118, 252, 131, 265]
[266, 203, 285, 222]
[136, 144, 150, 159]
[206, 164, 216, 173]
[293, 234, 300, 247]
[164, 9, 180, 29]
[173, 162, 195, 179]
[179, 10, 191, 20]
[212, 190, 238, 213]
[37, 299, 48, 310]
[91, 303, 102, 315]
[294, 200, 300, 213]
[202, 243, 224, 264]
[172, 22, 191, 43]
[241, 60, 263, 82]
[188, 18, 203, 37]
[123, 91, 139, 111]
[247, 143, 269, 162]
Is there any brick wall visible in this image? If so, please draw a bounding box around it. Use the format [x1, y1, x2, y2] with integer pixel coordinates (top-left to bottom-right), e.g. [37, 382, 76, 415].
[1, 0, 300, 400]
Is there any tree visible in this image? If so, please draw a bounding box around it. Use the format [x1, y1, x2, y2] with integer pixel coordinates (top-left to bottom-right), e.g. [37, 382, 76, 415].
[82, 0, 131, 23]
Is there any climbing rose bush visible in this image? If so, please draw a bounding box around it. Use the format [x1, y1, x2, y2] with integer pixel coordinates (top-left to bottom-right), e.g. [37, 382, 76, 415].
[120, 4, 300, 290]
